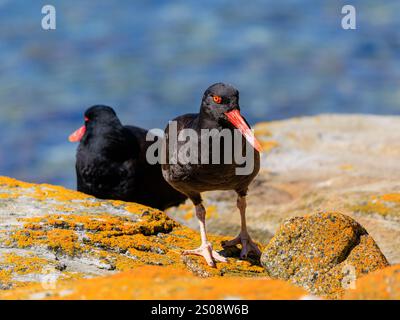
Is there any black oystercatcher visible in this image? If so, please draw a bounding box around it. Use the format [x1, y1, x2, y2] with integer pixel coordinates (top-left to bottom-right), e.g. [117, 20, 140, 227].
[69, 105, 187, 210]
[162, 83, 262, 266]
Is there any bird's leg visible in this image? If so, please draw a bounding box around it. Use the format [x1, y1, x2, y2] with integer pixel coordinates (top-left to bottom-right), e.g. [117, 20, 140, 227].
[182, 203, 227, 267]
[222, 196, 261, 258]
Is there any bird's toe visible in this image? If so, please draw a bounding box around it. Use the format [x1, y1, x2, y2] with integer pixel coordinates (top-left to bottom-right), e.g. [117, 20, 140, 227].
[240, 239, 262, 259]
[221, 236, 241, 248]
[182, 243, 225, 267]
[212, 250, 228, 263]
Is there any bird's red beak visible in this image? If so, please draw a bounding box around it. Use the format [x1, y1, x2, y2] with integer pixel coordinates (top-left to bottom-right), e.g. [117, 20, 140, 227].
[68, 125, 86, 142]
[225, 109, 262, 152]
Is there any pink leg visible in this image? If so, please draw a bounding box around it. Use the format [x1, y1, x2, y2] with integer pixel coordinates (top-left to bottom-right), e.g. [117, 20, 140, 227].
[182, 203, 227, 267]
[222, 195, 261, 258]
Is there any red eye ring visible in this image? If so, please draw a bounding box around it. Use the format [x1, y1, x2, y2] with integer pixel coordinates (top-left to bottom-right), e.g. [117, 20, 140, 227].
[84, 116, 89, 122]
[213, 95, 222, 104]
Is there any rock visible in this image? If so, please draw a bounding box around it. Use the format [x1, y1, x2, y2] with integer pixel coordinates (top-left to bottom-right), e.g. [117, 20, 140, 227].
[343, 265, 400, 300]
[261, 212, 389, 298]
[167, 115, 400, 265]
[0, 265, 308, 300]
[0, 176, 266, 297]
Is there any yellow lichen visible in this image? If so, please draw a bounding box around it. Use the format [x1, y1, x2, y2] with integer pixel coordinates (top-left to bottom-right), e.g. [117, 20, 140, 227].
[339, 164, 354, 171]
[344, 265, 400, 300]
[1, 176, 272, 298]
[10, 226, 80, 256]
[0, 266, 307, 300]
[0, 176, 34, 188]
[2, 253, 49, 275]
[379, 193, 400, 203]
[0, 193, 16, 199]
[351, 193, 400, 217]
[0, 253, 53, 289]
[27, 184, 90, 202]
[47, 229, 80, 256]
[352, 201, 390, 216]
[260, 140, 279, 153]
[254, 123, 273, 137]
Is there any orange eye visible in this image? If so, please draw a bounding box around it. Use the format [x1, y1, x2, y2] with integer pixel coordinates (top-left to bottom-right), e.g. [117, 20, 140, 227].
[213, 95, 222, 104]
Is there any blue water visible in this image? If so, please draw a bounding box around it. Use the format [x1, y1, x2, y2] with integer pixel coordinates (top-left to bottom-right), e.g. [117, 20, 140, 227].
[1, 0, 400, 188]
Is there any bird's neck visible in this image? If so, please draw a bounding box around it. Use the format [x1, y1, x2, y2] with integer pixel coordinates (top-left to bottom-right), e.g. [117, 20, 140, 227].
[198, 110, 225, 131]
[83, 125, 128, 157]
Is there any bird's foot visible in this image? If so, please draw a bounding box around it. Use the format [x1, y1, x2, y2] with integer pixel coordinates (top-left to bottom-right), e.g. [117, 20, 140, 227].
[182, 242, 228, 267]
[222, 232, 261, 259]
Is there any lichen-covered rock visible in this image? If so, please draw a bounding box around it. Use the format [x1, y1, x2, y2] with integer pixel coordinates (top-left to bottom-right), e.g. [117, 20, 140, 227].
[1, 176, 396, 300]
[0, 176, 266, 298]
[261, 212, 389, 298]
[343, 265, 400, 300]
[0, 266, 308, 300]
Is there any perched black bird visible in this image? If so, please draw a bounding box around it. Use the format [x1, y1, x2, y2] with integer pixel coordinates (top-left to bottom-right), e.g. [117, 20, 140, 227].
[162, 83, 262, 266]
[69, 105, 187, 210]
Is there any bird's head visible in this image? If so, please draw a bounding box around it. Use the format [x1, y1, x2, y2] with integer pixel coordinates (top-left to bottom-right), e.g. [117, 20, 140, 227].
[201, 82, 239, 120]
[200, 83, 262, 152]
[68, 105, 120, 142]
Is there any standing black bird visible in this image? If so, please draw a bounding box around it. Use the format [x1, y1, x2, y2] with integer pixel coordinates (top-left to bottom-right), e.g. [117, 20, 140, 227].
[162, 83, 262, 266]
[69, 105, 187, 210]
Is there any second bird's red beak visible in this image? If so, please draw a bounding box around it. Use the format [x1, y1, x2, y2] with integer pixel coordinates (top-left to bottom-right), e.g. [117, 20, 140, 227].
[225, 109, 262, 152]
[68, 125, 86, 142]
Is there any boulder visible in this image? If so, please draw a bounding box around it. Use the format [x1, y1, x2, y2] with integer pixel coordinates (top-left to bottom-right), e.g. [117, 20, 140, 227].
[0, 176, 272, 298]
[261, 212, 389, 298]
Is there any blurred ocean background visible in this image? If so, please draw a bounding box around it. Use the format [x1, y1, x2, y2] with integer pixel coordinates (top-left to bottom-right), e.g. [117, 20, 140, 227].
[0, 0, 400, 188]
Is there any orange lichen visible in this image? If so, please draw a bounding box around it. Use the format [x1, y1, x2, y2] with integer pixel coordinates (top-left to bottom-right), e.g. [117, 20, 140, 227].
[2, 253, 49, 275]
[254, 123, 273, 137]
[0, 253, 53, 289]
[352, 193, 400, 217]
[123, 202, 157, 216]
[344, 265, 400, 300]
[0, 176, 34, 188]
[183, 211, 193, 221]
[0, 193, 16, 199]
[47, 229, 80, 256]
[352, 201, 390, 216]
[10, 226, 80, 256]
[0, 176, 275, 298]
[379, 193, 400, 203]
[0, 266, 307, 300]
[259, 140, 279, 153]
[52, 205, 76, 212]
[253, 124, 279, 154]
[27, 184, 90, 202]
[0, 269, 12, 285]
[339, 164, 354, 171]
[11, 230, 46, 248]
[88, 233, 167, 254]
[181, 204, 218, 221]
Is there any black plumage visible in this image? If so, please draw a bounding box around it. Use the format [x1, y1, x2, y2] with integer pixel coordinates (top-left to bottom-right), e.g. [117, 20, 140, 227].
[162, 83, 262, 266]
[70, 105, 187, 210]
